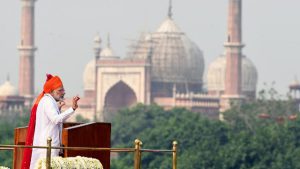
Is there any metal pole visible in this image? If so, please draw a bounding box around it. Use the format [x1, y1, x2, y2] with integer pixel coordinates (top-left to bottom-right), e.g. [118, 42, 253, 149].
[138, 140, 142, 169]
[134, 139, 142, 169]
[172, 141, 177, 169]
[46, 137, 52, 169]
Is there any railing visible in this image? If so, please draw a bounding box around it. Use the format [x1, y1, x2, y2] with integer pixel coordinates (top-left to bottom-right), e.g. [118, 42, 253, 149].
[0, 138, 178, 169]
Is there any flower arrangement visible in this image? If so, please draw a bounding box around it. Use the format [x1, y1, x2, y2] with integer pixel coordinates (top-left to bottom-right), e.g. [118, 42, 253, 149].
[35, 156, 103, 169]
[0, 167, 10, 169]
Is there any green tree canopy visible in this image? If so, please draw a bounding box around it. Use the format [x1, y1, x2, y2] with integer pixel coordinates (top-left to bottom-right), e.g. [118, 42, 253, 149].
[111, 100, 300, 169]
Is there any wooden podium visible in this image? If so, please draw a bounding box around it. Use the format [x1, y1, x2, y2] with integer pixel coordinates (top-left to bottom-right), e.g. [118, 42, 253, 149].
[14, 122, 111, 169]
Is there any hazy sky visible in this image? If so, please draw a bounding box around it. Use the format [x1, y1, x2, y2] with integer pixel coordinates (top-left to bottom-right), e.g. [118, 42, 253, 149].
[0, 0, 299, 98]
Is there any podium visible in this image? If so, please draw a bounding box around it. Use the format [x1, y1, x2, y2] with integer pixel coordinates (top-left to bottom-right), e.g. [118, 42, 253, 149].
[14, 122, 111, 169]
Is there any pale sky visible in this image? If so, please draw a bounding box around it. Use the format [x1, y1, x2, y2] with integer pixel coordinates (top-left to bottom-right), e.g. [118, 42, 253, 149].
[0, 0, 299, 98]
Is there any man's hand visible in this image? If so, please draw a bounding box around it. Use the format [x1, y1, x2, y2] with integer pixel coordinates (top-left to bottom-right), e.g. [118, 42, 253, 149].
[58, 100, 66, 111]
[72, 95, 80, 110]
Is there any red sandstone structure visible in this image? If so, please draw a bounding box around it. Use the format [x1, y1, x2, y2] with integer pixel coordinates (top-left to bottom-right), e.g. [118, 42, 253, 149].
[18, 0, 36, 106]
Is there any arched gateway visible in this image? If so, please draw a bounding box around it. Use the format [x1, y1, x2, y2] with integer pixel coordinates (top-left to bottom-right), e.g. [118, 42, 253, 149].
[103, 81, 137, 120]
[96, 59, 151, 121]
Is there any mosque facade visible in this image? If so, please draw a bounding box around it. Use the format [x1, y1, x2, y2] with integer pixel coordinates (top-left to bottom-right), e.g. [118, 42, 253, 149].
[80, 0, 258, 121]
[0, 0, 259, 121]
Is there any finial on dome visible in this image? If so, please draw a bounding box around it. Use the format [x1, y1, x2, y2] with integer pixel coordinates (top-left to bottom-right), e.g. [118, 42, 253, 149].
[6, 73, 10, 82]
[168, 0, 173, 19]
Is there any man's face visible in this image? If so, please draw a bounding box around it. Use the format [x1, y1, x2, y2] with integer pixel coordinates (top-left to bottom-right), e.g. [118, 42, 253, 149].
[51, 86, 65, 101]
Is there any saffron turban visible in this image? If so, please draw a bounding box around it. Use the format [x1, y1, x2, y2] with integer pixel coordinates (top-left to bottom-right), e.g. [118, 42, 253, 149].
[21, 74, 63, 169]
[43, 74, 63, 93]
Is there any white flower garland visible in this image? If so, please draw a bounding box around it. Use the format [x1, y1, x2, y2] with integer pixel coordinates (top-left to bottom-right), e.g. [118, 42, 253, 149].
[34, 156, 103, 169]
[0, 167, 10, 169]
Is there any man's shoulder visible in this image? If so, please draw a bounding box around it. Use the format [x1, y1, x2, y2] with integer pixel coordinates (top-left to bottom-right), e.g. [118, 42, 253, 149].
[40, 94, 55, 104]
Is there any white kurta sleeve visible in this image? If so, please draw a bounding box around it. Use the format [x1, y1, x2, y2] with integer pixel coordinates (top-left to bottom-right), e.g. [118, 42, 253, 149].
[44, 99, 74, 125]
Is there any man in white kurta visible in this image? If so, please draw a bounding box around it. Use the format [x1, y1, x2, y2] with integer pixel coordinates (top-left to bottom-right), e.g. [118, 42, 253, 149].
[29, 94, 76, 168]
[25, 74, 80, 169]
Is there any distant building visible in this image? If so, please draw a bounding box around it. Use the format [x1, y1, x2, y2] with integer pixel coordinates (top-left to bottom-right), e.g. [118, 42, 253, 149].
[78, 0, 258, 121]
[10, 0, 259, 120]
[0, 0, 36, 115]
[289, 78, 300, 111]
[18, 0, 36, 106]
[0, 77, 25, 114]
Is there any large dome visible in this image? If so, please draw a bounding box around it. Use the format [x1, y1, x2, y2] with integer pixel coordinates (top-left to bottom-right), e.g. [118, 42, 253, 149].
[83, 59, 96, 91]
[0, 80, 18, 96]
[206, 55, 258, 94]
[128, 17, 204, 84]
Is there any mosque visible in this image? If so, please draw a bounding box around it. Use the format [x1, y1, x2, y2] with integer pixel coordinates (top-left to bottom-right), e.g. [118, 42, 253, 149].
[74, 0, 258, 121]
[0, 0, 263, 120]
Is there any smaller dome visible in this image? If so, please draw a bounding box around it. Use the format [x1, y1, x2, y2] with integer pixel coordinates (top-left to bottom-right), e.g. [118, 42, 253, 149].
[100, 47, 120, 60]
[0, 80, 18, 96]
[94, 34, 102, 43]
[206, 55, 258, 94]
[206, 56, 226, 91]
[100, 47, 114, 58]
[99, 35, 120, 60]
[83, 59, 96, 91]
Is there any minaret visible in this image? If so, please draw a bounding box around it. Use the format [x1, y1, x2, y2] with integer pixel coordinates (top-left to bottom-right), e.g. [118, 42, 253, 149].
[93, 34, 101, 121]
[224, 0, 243, 95]
[18, 0, 37, 105]
[220, 0, 244, 113]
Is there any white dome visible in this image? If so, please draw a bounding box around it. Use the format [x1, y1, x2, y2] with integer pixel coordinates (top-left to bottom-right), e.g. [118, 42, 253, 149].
[0, 80, 18, 96]
[100, 48, 114, 58]
[207, 55, 258, 93]
[128, 17, 205, 84]
[157, 17, 181, 33]
[100, 47, 119, 60]
[94, 34, 102, 44]
[83, 59, 96, 91]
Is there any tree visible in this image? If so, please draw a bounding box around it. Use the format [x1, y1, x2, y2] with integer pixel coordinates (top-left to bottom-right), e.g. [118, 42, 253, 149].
[111, 104, 229, 169]
[0, 109, 30, 168]
[110, 100, 300, 169]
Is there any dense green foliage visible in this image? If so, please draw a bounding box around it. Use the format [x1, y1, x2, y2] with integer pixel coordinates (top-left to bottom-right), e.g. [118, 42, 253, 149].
[111, 100, 300, 169]
[1, 88, 300, 168]
[0, 111, 30, 168]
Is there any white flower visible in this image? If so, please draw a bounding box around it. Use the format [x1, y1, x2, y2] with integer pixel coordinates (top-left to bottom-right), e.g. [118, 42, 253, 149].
[35, 156, 103, 169]
[0, 166, 10, 169]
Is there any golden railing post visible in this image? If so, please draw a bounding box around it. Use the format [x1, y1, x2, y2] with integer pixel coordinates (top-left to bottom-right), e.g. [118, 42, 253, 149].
[172, 141, 178, 169]
[46, 137, 52, 169]
[134, 139, 142, 169]
[138, 140, 142, 169]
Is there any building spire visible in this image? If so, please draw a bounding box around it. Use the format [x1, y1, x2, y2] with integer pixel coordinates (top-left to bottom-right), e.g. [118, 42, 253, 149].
[224, 0, 243, 96]
[168, 0, 173, 18]
[6, 73, 10, 82]
[220, 0, 244, 114]
[18, 0, 37, 105]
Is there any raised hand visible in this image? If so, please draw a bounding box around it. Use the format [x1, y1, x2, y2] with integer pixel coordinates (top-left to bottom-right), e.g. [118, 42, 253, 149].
[72, 95, 80, 110]
[58, 100, 66, 111]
